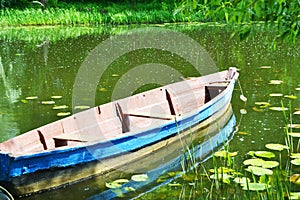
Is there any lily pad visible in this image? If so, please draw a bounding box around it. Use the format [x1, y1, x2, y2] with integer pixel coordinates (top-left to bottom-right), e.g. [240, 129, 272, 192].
[105, 182, 122, 189]
[168, 183, 182, 187]
[262, 161, 279, 168]
[291, 159, 300, 166]
[113, 179, 130, 184]
[57, 112, 71, 117]
[74, 105, 90, 110]
[268, 80, 283, 85]
[26, 96, 38, 100]
[265, 143, 289, 151]
[209, 167, 235, 174]
[233, 177, 250, 185]
[289, 174, 300, 185]
[288, 124, 300, 128]
[290, 192, 300, 200]
[243, 158, 265, 166]
[240, 109, 247, 114]
[131, 174, 149, 182]
[242, 182, 270, 191]
[21, 99, 28, 103]
[209, 173, 232, 183]
[240, 95, 248, 102]
[214, 150, 238, 158]
[51, 95, 62, 99]
[255, 102, 270, 107]
[99, 88, 107, 92]
[291, 153, 300, 159]
[269, 107, 288, 111]
[254, 151, 275, 158]
[269, 93, 283, 97]
[53, 105, 69, 110]
[288, 132, 300, 137]
[294, 111, 300, 115]
[260, 66, 271, 69]
[252, 107, 264, 112]
[284, 95, 298, 100]
[246, 166, 273, 176]
[41, 100, 55, 105]
[237, 131, 249, 135]
[124, 187, 135, 192]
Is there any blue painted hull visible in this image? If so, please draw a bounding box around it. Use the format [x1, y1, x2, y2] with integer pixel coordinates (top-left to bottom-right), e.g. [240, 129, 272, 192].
[0, 69, 238, 196]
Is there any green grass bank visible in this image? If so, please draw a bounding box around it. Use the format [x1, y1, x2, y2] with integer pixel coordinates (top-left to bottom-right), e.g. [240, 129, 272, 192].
[0, 2, 204, 26]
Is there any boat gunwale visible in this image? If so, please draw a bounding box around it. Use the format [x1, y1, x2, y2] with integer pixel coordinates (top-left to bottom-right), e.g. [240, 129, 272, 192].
[10, 69, 238, 160]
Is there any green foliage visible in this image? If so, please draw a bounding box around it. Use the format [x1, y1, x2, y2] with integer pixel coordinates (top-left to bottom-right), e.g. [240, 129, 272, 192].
[175, 0, 300, 44]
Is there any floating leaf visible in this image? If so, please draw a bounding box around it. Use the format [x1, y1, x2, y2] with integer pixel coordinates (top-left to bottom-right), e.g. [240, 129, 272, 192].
[57, 112, 71, 117]
[247, 151, 255, 157]
[262, 161, 279, 168]
[124, 187, 135, 192]
[269, 107, 288, 111]
[289, 174, 300, 185]
[268, 80, 283, 85]
[41, 100, 55, 105]
[252, 107, 264, 112]
[214, 150, 238, 158]
[99, 88, 107, 92]
[291, 159, 300, 166]
[240, 109, 247, 114]
[243, 158, 265, 166]
[51, 95, 62, 99]
[234, 177, 250, 185]
[265, 143, 289, 151]
[254, 151, 275, 158]
[290, 192, 300, 200]
[74, 105, 90, 110]
[284, 95, 298, 100]
[242, 182, 270, 191]
[53, 105, 69, 110]
[269, 93, 283, 97]
[260, 66, 271, 69]
[131, 174, 149, 182]
[240, 95, 248, 102]
[21, 99, 28, 103]
[293, 111, 300, 115]
[209, 167, 235, 174]
[288, 132, 300, 137]
[113, 179, 129, 184]
[168, 183, 182, 187]
[246, 166, 273, 176]
[105, 182, 122, 189]
[209, 173, 232, 183]
[26, 96, 38, 100]
[291, 153, 300, 159]
[238, 131, 249, 135]
[255, 102, 270, 106]
[288, 124, 300, 128]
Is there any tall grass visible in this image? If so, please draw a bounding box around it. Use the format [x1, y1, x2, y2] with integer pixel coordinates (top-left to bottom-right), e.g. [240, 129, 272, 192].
[0, 2, 205, 26]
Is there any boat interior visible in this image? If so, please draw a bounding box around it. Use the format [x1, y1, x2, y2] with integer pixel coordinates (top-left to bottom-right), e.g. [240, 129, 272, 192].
[0, 70, 233, 156]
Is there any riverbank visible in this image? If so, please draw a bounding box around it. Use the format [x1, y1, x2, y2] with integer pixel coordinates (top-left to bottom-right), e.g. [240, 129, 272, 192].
[0, 2, 203, 26]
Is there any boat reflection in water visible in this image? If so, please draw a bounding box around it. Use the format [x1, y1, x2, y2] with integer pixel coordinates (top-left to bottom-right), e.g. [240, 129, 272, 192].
[22, 105, 236, 200]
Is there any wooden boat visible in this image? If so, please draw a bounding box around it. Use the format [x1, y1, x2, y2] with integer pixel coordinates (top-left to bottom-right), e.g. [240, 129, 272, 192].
[21, 104, 235, 200]
[0, 67, 238, 197]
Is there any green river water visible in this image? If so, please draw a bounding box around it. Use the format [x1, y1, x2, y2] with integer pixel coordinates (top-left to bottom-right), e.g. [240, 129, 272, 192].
[0, 24, 299, 199]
